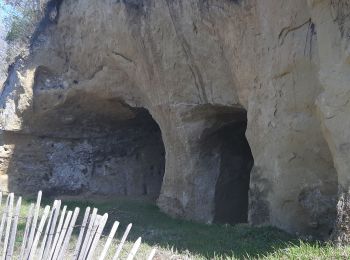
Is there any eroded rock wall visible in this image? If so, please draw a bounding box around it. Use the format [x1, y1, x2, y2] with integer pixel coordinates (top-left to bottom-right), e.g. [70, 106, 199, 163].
[246, 0, 338, 239]
[0, 124, 164, 196]
[0, 58, 165, 196]
[307, 0, 350, 244]
[0, 0, 349, 241]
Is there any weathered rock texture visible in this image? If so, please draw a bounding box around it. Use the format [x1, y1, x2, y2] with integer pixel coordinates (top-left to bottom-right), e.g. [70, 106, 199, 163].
[0, 0, 349, 242]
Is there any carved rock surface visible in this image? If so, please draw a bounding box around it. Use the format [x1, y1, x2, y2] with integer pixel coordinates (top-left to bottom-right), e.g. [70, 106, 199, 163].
[0, 0, 349, 241]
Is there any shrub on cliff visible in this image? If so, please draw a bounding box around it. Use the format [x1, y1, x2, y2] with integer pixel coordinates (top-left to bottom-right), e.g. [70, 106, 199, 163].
[0, 0, 46, 84]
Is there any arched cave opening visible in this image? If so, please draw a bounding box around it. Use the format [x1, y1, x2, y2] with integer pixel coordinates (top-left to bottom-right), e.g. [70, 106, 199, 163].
[6, 84, 165, 199]
[199, 107, 253, 224]
[76, 107, 166, 198]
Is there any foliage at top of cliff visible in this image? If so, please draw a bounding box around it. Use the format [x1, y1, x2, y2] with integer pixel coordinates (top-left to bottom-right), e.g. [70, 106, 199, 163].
[0, 0, 44, 82]
[1, 0, 44, 43]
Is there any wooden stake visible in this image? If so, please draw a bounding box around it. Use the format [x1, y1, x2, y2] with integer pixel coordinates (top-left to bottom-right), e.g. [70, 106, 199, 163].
[51, 210, 72, 260]
[147, 248, 157, 260]
[73, 207, 90, 260]
[77, 208, 97, 260]
[56, 207, 80, 260]
[2, 193, 14, 260]
[42, 200, 61, 260]
[38, 200, 58, 260]
[0, 195, 10, 246]
[98, 221, 120, 260]
[81, 214, 101, 260]
[23, 191, 42, 259]
[48, 205, 67, 260]
[6, 196, 21, 260]
[86, 213, 108, 260]
[126, 237, 142, 260]
[28, 205, 50, 260]
[19, 203, 34, 260]
[112, 223, 133, 260]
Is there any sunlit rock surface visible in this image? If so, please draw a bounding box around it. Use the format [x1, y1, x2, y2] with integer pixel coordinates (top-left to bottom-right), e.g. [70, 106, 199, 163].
[0, 0, 349, 242]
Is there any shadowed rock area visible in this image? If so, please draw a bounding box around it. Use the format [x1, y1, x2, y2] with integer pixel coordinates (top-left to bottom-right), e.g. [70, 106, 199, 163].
[213, 118, 253, 224]
[0, 97, 165, 197]
[0, 0, 350, 243]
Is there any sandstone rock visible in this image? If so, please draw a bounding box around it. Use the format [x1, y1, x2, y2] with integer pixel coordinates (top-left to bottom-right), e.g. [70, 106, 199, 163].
[0, 0, 349, 242]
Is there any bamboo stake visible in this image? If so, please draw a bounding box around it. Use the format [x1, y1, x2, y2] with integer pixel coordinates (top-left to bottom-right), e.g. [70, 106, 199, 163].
[126, 237, 142, 260]
[86, 213, 108, 260]
[19, 203, 34, 260]
[73, 207, 90, 260]
[112, 223, 133, 260]
[6, 196, 21, 260]
[98, 221, 120, 260]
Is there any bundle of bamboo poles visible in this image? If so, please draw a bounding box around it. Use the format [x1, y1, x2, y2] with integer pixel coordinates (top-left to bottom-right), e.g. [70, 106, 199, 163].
[0, 191, 156, 260]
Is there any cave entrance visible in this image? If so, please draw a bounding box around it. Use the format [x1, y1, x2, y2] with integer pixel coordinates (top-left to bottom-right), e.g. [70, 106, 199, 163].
[200, 106, 253, 224]
[213, 117, 253, 224]
[7, 87, 166, 199]
[84, 107, 166, 199]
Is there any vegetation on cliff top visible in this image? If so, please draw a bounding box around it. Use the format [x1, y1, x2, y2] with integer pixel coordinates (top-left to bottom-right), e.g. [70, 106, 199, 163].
[0, 0, 46, 81]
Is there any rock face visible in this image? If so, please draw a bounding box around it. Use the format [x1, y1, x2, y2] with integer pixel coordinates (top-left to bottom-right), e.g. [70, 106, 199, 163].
[0, 0, 349, 242]
[0, 109, 165, 196]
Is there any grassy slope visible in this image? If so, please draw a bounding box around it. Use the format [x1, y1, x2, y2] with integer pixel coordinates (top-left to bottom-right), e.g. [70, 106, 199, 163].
[13, 196, 350, 259]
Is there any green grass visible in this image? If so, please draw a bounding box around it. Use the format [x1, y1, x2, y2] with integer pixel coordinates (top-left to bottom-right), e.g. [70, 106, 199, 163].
[12, 196, 350, 259]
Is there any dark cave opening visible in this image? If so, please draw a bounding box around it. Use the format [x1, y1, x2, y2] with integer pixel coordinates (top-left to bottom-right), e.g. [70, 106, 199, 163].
[213, 118, 253, 224]
[106, 108, 166, 198]
[58, 105, 166, 198]
[199, 107, 253, 224]
[6, 88, 166, 199]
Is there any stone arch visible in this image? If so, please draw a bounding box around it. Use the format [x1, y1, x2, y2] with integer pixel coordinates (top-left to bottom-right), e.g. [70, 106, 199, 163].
[3, 76, 166, 199]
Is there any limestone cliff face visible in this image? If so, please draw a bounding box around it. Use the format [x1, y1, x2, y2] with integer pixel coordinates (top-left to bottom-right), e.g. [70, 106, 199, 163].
[0, 0, 349, 242]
